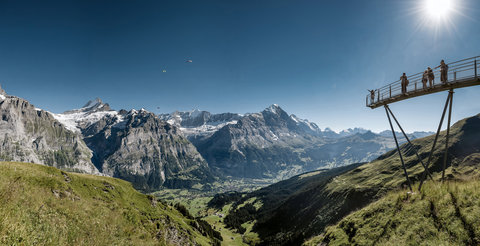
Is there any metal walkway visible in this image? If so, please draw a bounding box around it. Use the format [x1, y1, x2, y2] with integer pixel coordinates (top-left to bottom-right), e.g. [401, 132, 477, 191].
[366, 55, 480, 192]
[367, 56, 480, 109]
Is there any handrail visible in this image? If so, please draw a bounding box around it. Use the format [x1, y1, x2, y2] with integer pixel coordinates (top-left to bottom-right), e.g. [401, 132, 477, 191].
[367, 56, 480, 107]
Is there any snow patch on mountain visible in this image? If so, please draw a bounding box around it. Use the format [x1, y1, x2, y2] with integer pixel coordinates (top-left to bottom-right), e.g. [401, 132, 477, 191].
[83, 98, 102, 109]
[0, 84, 6, 98]
[180, 120, 238, 137]
[159, 109, 242, 138]
[51, 98, 122, 133]
[337, 128, 369, 137]
[52, 110, 120, 133]
[290, 114, 320, 132]
[190, 109, 202, 118]
[266, 104, 281, 114]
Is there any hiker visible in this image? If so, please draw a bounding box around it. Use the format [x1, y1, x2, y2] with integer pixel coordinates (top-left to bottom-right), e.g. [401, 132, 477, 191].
[427, 67, 434, 87]
[436, 59, 448, 83]
[400, 73, 409, 94]
[422, 70, 428, 89]
[368, 89, 375, 103]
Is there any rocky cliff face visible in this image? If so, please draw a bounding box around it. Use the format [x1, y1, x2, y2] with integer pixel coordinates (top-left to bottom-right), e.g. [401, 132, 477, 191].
[193, 106, 310, 178]
[81, 109, 214, 191]
[50, 97, 214, 191]
[194, 105, 397, 179]
[0, 87, 213, 191]
[0, 89, 98, 174]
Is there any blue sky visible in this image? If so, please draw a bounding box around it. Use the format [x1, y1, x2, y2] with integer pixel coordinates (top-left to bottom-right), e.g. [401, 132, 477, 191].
[0, 0, 479, 132]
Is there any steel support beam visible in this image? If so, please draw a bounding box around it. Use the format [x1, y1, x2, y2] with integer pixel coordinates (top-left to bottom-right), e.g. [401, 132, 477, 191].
[418, 92, 452, 190]
[475, 59, 477, 78]
[442, 89, 454, 181]
[385, 105, 433, 181]
[385, 106, 412, 191]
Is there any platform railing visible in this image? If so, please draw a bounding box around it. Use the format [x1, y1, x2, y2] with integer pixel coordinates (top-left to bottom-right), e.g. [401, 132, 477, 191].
[366, 56, 480, 107]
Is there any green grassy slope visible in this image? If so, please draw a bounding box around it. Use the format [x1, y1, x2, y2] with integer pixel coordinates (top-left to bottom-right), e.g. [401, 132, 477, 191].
[305, 179, 480, 245]
[219, 113, 480, 245]
[208, 164, 364, 245]
[0, 161, 220, 245]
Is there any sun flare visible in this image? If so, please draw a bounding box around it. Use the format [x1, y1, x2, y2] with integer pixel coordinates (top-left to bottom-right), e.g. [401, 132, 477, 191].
[425, 0, 453, 20]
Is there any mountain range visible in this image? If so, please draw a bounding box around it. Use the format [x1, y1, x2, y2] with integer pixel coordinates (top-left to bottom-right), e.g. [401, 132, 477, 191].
[0, 85, 432, 190]
[0, 87, 213, 191]
[211, 112, 480, 245]
[161, 104, 432, 179]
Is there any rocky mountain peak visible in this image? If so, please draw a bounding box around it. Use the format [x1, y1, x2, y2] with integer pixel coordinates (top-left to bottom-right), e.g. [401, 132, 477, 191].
[52, 99, 117, 133]
[338, 127, 369, 137]
[358, 130, 376, 140]
[189, 109, 203, 118]
[82, 97, 103, 108]
[0, 84, 6, 96]
[265, 104, 283, 114]
[126, 108, 157, 122]
[64, 98, 111, 114]
[0, 93, 99, 174]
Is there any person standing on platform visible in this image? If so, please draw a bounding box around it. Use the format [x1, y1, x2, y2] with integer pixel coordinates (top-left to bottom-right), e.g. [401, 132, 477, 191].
[436, 60, 448, 83]
[400, 73, 408, 94]
[428, 67, 435, 88]
[368, 89, 375, 104]
[422, 70, 428, 89]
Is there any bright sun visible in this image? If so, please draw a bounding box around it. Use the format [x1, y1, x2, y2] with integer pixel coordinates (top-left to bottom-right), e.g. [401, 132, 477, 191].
[425, 0, 453, 20]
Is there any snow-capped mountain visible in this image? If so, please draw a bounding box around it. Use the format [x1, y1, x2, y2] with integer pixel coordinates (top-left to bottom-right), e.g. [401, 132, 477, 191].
[0, 87, 213, 191]
[337, 127, 370, 137]
[159, 110, 242, 139]
[50, 99, 214, 190]
[51, 98, 121, 133]
[290, 114, 321, 134]
[0, 85, 6, 100]
[79, 108, 214, 191]
[160, 104, 323, 140]
[158, 104, 436, 180]
[191, 104, 400, 179]
[322, 127, 341, 138]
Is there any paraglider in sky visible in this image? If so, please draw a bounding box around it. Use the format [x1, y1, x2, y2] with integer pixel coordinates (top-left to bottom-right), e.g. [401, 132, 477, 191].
[185, 59, 193, 63]
[162, 69, 167, 73]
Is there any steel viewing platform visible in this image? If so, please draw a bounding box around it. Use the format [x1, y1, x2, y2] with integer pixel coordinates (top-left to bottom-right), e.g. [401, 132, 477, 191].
[366, 55, 480, 192]
[366, 56, 480, 109]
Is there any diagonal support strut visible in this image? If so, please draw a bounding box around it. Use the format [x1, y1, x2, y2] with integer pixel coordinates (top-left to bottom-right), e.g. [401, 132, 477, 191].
[442, 89, 454, 181]
[385, 105, 412, 192]
[385, 105, 433, 181]
[418, 90, 453, 191]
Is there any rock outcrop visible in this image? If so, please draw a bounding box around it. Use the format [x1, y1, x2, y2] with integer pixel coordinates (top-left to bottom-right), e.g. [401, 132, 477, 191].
[0, 91, 98, 174]
[82, 109, 214, 191]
